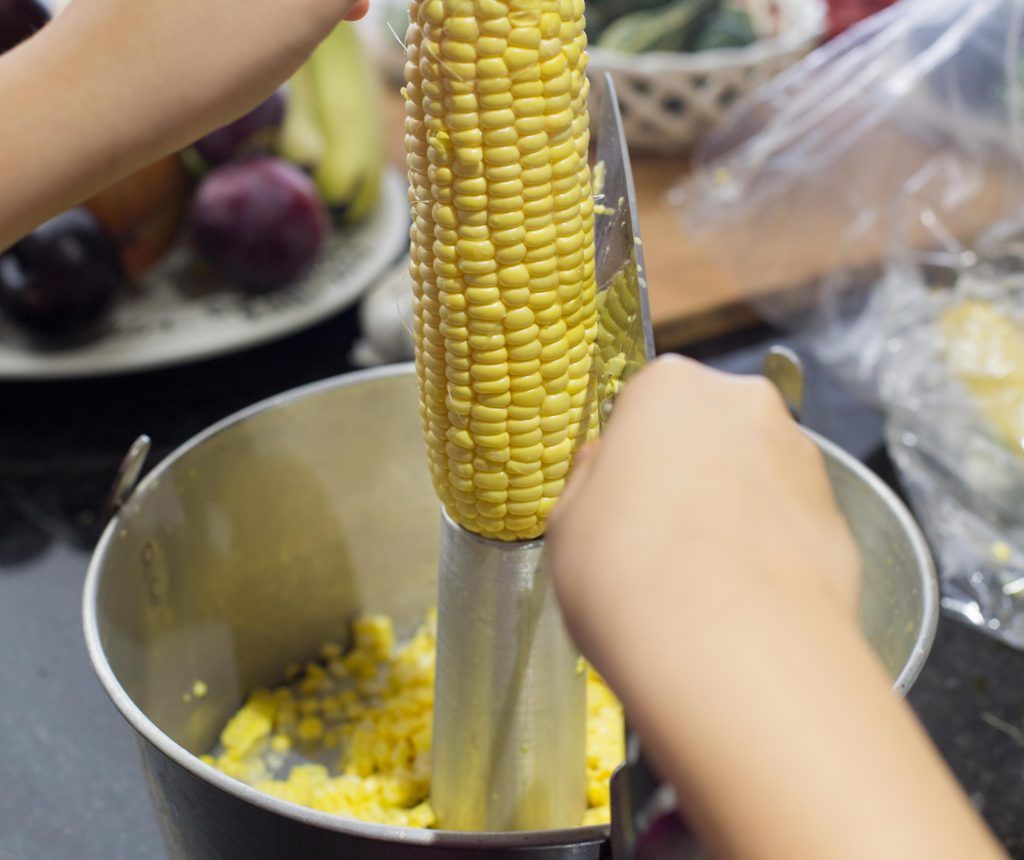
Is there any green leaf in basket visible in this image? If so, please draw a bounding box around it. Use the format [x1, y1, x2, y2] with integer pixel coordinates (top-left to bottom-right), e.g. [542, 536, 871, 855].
[586, 0, 676, 27]
[596, 0, 721, 54]
[689, 5, 758, 51]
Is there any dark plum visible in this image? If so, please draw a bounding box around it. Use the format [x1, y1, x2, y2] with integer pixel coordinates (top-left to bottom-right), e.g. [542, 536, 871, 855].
[193, 92, 286, 167]
[190, 156, 329, 293]
[0, 209, 122, 339]
[0, 0, 49, 55]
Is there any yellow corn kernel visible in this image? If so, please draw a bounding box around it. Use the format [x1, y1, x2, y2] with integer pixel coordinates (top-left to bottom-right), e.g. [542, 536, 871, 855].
[406, 0, 597, 541]
[297, 717, 325, 742]
[207, 610, 620, 828]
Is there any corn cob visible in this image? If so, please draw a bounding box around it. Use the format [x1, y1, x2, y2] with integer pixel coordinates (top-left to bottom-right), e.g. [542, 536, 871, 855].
[405, 0, 599, 542]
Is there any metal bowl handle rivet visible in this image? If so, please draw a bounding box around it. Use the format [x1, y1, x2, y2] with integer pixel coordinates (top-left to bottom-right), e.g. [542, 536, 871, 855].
[100, 435, 152, 529]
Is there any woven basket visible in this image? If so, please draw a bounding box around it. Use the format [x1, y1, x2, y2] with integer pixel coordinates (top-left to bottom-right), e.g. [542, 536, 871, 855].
[588, 0, 827, 154]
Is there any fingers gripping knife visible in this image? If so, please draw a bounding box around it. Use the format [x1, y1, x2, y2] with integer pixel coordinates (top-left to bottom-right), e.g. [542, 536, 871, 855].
[405, 7, 655, 828]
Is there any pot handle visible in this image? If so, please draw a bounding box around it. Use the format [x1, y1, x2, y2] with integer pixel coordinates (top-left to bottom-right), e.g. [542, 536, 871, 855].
[99, 435, 152, 529]
[762, 345, 806, 422]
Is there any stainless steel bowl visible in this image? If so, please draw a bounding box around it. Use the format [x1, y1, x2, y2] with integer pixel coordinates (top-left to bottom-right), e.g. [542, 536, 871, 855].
[84, 363, 938, 859]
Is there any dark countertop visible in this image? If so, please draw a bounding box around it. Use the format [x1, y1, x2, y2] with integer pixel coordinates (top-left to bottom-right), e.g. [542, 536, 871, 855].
[1, 312, 1022, 858]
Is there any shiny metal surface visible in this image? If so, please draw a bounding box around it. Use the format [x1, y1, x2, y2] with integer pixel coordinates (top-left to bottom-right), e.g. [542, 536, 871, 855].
[818, 424, 939, 694]
[592, 77, 663, 857]
[594, 74, 656, 427]
[84, 364, 937, 859]
[762, 346, 806, 421]
[100, 434, 151, 528]
[430, 77, 651, 832]
[432, 513, 586, 831]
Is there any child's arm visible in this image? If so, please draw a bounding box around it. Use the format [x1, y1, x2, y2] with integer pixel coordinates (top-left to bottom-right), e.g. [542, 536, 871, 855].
[549, 356, 1006, 860]
[0, 0, 366, 250]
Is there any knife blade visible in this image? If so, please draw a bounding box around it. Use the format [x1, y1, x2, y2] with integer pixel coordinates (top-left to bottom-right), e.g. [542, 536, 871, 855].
[594, 73, 656, 429]
[594, 75, 704, 860]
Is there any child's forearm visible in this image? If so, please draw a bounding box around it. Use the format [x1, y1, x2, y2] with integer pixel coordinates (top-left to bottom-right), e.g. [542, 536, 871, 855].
[0, 0, 361, 250]
[0, 15, 203, 250]
[606, 589, 1006, 860]
[551, 358, 1006, 860]
[1, 29, 113, 248]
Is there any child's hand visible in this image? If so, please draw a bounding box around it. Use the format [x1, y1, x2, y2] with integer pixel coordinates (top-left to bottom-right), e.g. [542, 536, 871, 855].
[548, 355, 1003, 860]
[55, 0, 370, 145]
[549, 354, 861, 681]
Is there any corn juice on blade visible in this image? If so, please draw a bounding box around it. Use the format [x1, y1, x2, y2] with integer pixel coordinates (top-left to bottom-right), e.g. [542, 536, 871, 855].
[592, 73, 655, 428]
[405, 0, 600, 543]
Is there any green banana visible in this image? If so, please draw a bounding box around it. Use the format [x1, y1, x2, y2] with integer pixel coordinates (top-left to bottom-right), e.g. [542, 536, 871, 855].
[587, 0, 673, 25]
[309, 22, 382, 222]
[279, 22, 382, 222]
[280, 63, 327, 171]
[339, 152, 382, 224]
[586, 0, 672, 41]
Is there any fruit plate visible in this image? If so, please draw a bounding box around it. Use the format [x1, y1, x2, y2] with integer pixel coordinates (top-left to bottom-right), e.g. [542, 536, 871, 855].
[0, 169, 408, 380]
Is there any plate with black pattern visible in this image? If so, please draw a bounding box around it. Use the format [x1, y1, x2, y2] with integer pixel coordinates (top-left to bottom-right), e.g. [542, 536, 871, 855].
[0, 170, 408, 379]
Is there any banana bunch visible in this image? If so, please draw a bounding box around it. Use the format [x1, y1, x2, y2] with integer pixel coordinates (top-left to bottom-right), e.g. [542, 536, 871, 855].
[280, 23, 382, 224]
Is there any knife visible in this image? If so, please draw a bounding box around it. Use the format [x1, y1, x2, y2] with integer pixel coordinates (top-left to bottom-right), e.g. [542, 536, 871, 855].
[593, 74, 702, 860]
[594, 73, 656, 428]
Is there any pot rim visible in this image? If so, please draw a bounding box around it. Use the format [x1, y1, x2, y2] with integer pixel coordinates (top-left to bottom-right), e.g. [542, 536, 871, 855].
[83, 361, 939, 845]
[804, 428, 939, 696]
[82, 362, 609, 849]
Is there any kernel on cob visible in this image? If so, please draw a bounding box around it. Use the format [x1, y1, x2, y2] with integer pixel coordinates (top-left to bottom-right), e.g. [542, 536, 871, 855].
[405, 0, 599, 542]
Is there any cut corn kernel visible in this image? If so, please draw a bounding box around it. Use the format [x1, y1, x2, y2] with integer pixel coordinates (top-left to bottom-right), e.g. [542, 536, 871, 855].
[406, 0, 598, 541]
[205, 610, 621, 827]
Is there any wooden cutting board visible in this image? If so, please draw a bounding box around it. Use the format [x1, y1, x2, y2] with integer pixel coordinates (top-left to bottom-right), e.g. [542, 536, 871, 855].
[384, 84, 1024, 350]
[381, 91, 748, 349]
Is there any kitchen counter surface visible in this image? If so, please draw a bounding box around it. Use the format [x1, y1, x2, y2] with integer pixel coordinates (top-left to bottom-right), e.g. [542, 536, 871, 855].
[1, 314, 1022, 858]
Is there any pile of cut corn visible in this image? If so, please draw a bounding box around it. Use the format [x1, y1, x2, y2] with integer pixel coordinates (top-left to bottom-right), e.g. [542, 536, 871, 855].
[204, 611, 624, 827]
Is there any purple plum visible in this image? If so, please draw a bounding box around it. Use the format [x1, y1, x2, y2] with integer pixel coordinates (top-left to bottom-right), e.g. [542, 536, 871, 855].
[0, 0, 49, 55]
[193, 92, 286, 167]
[0, 209, 122, 339]
[190, 156, 329, 294]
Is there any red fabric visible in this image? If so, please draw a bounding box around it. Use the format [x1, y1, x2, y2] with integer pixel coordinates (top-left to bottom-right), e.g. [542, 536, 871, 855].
[827, 0, 898, 39]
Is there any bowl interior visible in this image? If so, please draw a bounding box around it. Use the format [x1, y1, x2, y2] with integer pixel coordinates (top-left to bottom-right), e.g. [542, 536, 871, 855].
[92, 368, 439, 757]
[818, 434, 936, 692]
[88, 365, 935, 816]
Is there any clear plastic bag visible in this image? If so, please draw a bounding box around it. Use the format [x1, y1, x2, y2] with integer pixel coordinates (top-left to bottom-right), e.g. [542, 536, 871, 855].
[673, 0, 1024, 647]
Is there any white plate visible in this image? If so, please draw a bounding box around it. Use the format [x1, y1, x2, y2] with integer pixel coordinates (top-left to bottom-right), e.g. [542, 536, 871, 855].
[0, 169, 409, 380]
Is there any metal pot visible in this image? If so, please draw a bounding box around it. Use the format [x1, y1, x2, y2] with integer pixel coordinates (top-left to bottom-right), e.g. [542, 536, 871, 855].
[84, 363, 938, 859]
